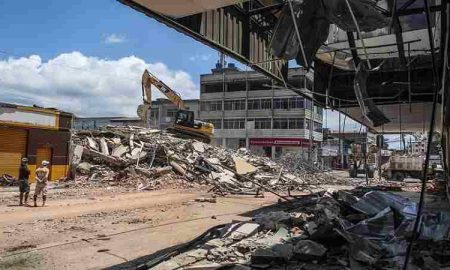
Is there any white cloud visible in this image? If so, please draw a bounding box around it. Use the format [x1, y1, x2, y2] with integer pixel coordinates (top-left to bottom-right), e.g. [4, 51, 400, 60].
[104, 33, 127, 44]
[189, 54, 213, 62]
[0, 51, 198, 117]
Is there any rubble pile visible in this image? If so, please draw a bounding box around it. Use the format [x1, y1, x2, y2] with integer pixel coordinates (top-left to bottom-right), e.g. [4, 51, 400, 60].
[70, 126, 347, 193]
[149, 189, 450, 270]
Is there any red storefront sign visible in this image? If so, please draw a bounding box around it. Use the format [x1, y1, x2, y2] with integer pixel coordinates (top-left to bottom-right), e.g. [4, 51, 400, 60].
[249, 138, 314, 147]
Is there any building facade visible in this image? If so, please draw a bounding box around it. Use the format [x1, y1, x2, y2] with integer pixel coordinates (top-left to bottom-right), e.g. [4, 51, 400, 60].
[148, 99, 200, 130]
[199, 65, 323, 159]
[74, 117, 143, 130]
[0, 102, 73, 181]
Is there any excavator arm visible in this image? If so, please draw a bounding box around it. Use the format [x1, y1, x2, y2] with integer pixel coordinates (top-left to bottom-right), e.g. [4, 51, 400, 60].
[138, 69, 185, 125]
[142, 69, 185, 109]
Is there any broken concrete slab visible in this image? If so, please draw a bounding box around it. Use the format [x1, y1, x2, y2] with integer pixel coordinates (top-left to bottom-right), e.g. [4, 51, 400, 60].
[170, 160, 186, 175]
[227, 223, 260, 240]
[254, 211, 291, 231]
[87, 137, 99, 150]
[192, 141, 206, 153]
[99, 138, 109, 156]
[233, 157, 257, 175]
[112, 145, 129, 158]
[77, 162, 92, 174]
[131, 147, 147, 160]
[83, 148, 125, 166]
[72, 144, 84, 165]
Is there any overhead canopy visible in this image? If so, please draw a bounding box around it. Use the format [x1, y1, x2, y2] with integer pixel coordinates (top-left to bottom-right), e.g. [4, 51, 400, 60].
[342, 103, 441, 134]
[129, 0, 249, 18]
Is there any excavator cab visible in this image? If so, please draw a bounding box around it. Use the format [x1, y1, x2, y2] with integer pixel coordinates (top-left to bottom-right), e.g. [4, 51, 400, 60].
[170, 109, 214, 143]
[174, 110, 195, 127]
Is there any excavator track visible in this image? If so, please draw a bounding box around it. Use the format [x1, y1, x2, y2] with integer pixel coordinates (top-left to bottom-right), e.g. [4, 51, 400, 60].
[166, 127, 211, 144]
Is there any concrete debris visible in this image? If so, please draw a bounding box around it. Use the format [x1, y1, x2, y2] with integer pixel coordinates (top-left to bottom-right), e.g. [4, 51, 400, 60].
[226, 223, 259, 240]
[112, 145, 129, 158]
[195, 197, 217, 203]
[99, 138, 109, 156]
[68, 126, 349, 192]
[77, 162, 92, 174]
[148, 189, 450, 270]
[192, 141, 206, 153]
[232, 157, 257, 175]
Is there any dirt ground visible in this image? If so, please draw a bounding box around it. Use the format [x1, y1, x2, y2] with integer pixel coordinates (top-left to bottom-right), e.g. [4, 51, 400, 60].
[0, 183, 294, 270]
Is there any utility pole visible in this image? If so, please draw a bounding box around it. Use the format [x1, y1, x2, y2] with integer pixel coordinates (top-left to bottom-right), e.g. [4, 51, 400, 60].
[338, 109, 342, 169]
[309, 76, 314, 165]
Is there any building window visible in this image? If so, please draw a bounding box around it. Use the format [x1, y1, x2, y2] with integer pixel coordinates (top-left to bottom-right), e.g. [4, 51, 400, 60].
[255, 118, 271, 129]
[305, 119, 314, 129]
[289, 97, 304, 109]
[314, 106, 324, 116]
[273, 118, 289, 129]
[305, 99, 313, 109]
[224, 100, 245, 111]
[223, 119, 245, 129]
[289, 118, 304, 129]
[248, 99, 261, 110]
[273, 98, 289, 110]
[224, 100, 233, 110]
[201, 101, 222, 111]
[314, 121, 323, 132]
[227, 81, 246, 92]
[234, 100, 246, 110]
[261, 99, 272, 109]
[203, 119, 222, 129]
[202, 83, 223, 93]
[249, 79, 271, 91]
[150, 109, 159, 118]
[167, 109, 178, 118]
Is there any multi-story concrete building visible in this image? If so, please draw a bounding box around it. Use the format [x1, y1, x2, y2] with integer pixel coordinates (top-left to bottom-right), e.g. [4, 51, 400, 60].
[74, 116, 142, 130]
[148, 98, 200, 130]
[198, 64, 323, 159]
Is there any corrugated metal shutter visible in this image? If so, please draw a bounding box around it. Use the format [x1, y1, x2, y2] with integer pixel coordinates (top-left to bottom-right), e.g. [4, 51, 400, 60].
[36, 147, 52, 179]
[0, 127, 27, 178]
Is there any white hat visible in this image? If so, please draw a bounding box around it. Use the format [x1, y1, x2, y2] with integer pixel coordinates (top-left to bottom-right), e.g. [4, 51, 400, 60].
[42, 160, 50, 166]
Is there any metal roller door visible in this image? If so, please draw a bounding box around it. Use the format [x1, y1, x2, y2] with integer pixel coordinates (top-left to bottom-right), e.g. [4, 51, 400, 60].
[36, 147, 52, 180]
[0, 127, 27, 178]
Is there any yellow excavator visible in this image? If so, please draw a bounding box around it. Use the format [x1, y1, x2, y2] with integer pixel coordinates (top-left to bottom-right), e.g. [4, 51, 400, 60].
[137, 69, 214, 143]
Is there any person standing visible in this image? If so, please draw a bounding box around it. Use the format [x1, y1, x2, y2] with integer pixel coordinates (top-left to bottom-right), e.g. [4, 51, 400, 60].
[18, 158, 30, 206]
[34, 160, 50, 207]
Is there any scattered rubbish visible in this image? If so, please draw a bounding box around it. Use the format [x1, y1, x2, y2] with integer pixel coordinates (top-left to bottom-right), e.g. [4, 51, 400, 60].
[146, 189, 450, 270]
[195, 197, 217, 203]
[68, 126, 348, 192]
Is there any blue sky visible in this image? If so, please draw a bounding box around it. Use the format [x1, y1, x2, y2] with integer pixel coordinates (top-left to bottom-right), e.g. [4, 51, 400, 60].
[0, 0, 219, 79]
